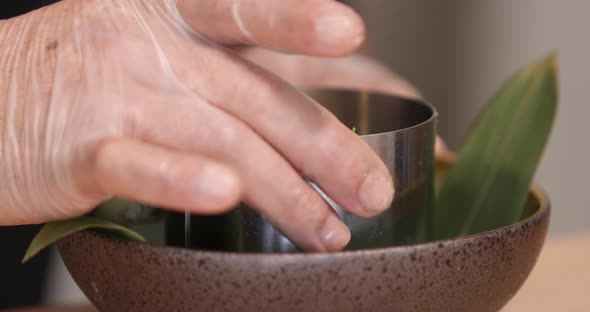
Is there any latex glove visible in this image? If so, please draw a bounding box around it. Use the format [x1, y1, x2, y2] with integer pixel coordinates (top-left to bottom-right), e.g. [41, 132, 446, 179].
[238, 48, 449, 154]
[0, 0, 395, 252]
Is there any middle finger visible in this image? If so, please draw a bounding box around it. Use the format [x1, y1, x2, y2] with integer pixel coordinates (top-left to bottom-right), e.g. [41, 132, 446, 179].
[168, 43, 395, 220]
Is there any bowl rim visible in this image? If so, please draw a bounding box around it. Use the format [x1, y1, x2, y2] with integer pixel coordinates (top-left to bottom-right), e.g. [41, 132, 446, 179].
[76, 154, 550, 260]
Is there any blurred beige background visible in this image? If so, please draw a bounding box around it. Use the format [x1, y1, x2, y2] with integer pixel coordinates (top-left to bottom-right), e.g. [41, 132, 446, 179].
[44, 0, 590, 305]
[351, 0, 590, 236]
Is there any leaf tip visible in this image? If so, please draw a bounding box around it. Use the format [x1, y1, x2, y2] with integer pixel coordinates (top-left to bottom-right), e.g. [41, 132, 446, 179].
[544, 51, 558, 65]
[539, 52, 559, 79]
[21, 248, 37, 264]
[542, 52, 559, 102]
[531, 52, 559, 102]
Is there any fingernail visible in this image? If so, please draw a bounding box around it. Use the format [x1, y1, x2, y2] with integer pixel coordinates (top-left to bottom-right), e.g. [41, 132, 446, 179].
[321, 214, 351, 252]
[359, 170, 394, 214]
[315, 14, 363, 47]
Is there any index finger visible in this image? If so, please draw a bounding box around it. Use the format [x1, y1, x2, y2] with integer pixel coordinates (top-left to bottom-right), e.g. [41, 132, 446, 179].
[176, 0, 365, 56]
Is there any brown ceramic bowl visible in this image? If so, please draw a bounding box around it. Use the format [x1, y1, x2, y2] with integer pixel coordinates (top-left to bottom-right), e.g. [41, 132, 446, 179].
[57, 158, 549, 312]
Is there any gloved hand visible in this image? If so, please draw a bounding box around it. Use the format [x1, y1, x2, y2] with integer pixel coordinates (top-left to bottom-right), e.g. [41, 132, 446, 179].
[0, 0, 396, 252]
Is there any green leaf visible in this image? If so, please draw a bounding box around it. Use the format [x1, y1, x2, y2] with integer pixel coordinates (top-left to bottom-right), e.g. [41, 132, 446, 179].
[22, 216, 144, 263]
[91, 196, 166, 224]
[433, 54, 558, 240]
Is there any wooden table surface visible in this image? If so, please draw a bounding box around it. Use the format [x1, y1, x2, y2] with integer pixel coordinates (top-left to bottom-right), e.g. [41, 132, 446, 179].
[503, 231, 590, 311]
[8, 231, 590, 312]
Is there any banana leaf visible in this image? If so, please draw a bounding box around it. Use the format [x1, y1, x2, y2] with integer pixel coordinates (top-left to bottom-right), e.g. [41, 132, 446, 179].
[433, 54, 558, 240]
[22, 215, 144, 263]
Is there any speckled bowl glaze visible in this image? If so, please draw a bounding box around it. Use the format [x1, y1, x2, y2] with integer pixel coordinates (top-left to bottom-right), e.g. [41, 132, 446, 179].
[57, 165, 549, 312]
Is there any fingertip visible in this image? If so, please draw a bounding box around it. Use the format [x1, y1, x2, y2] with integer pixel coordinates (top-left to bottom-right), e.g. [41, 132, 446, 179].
[311, 5, 366, 56]
[92, 138, 243, 216]
[194, 163, 243, 214]
[435, 136, 449, 154]
[320, 213, 351, 252]
[358, 169, 395, 217]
